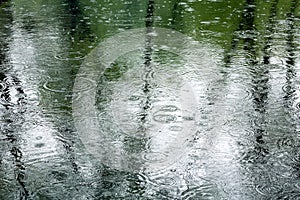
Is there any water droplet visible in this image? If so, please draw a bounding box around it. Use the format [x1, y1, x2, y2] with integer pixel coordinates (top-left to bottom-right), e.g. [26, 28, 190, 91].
[128, 95, 141, 101]
[277, 137, 295, 149]
[153, 114, 177, 123]
[295, 102, 300, 110]
[169, 126, 183, 132]
[159, 105, 179, 112]
[170, 168, 177, 172]
[35, 136, 43, 140]
[43, 80, 69, 93]
[73, 77, 96, 92]
[34, 143, 45, 148]
[0, 82, 7, 91]
[185, 7, 195, 12]
[181, 183, 219, 199]
[44, 77, 95, 93]
[54, 51, 85, 61]
[143, 152, 167, 163]
[151, 175, 177, 187]
[255, 183, 281, 196]
[183, 115, 194, 121]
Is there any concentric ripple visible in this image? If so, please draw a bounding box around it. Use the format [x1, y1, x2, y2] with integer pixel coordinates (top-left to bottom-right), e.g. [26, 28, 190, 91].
[72, 27, 219, 173]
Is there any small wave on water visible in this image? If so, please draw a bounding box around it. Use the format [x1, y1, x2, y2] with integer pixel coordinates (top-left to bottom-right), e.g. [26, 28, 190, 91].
[72, 27, 221, 174]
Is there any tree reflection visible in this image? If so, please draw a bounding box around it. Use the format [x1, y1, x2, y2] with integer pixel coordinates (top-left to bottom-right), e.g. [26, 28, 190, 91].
[228, 0, 270, 163]
[262, 0, 280, 65]
[284, 0, 298, 100]
[65, 0, 95, 48]
[0, 0, 299, 198]
[141, 0, 154, 119]
[0, 0, 9, 4]
[0, 2, 29, 198]
[233, 0, 299, 197]
[284, 0, 300, 180]
[170, 0, 184, 30]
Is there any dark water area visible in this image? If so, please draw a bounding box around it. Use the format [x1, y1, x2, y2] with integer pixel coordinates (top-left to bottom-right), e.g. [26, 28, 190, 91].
[0, 0, 300, 199]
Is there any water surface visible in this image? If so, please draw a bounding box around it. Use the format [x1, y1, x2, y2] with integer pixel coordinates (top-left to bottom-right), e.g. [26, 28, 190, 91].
[0, 0, 300, 199]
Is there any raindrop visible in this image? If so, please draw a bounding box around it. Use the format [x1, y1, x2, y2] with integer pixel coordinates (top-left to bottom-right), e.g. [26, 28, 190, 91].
[34, 143, 45, 148]
[142, 152, 168, 163]
[159, 105, 179, 112]
[128, 95, 141, 101]
[295, 182, 300, 190]
[282, 84, 296, 94]
[35, 136, 43, 140]
[54, 52, 85, 61]
[153, 114, 177, 123]
[169, 126, 183, 132]
[277, 137, 295, 149]
[142, 70, 154, 80]
[24, 89, 41, 106]
[0, 82, 7, 91]
[43, 80, 69, 93]
[255, 183, 281, 196]
[152, 175, 178, 187]
[183, 115, 194, 121]
[295, 102, 300, 110]
[0, 97, 13, 108]
[181, 183, 219, 200]
[44, 77, 95, 93]
[170, 168, 177, 172]
[73, 77, 96, 92]
[234, 30, 259, 40]
[185, 7, 195, 12]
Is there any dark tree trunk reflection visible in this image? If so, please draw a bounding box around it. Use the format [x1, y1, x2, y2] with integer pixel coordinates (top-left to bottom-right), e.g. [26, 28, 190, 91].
[0, 2, 29, 199]
[262, 0, 279, 65]
[170, 0, 184, 30]
[142, 0, 154, 119]
[244, 0, 270, 163]
[284, 0, 300, 179]
[0, 0, 9, 5]
[225, 0, 270, 163]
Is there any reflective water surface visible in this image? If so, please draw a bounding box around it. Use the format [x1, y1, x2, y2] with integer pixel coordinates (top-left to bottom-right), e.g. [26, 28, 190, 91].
[0, 0, 300, 199]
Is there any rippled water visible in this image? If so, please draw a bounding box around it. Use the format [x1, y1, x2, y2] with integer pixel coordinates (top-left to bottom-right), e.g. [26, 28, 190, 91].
[0, 0, 300, 199]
